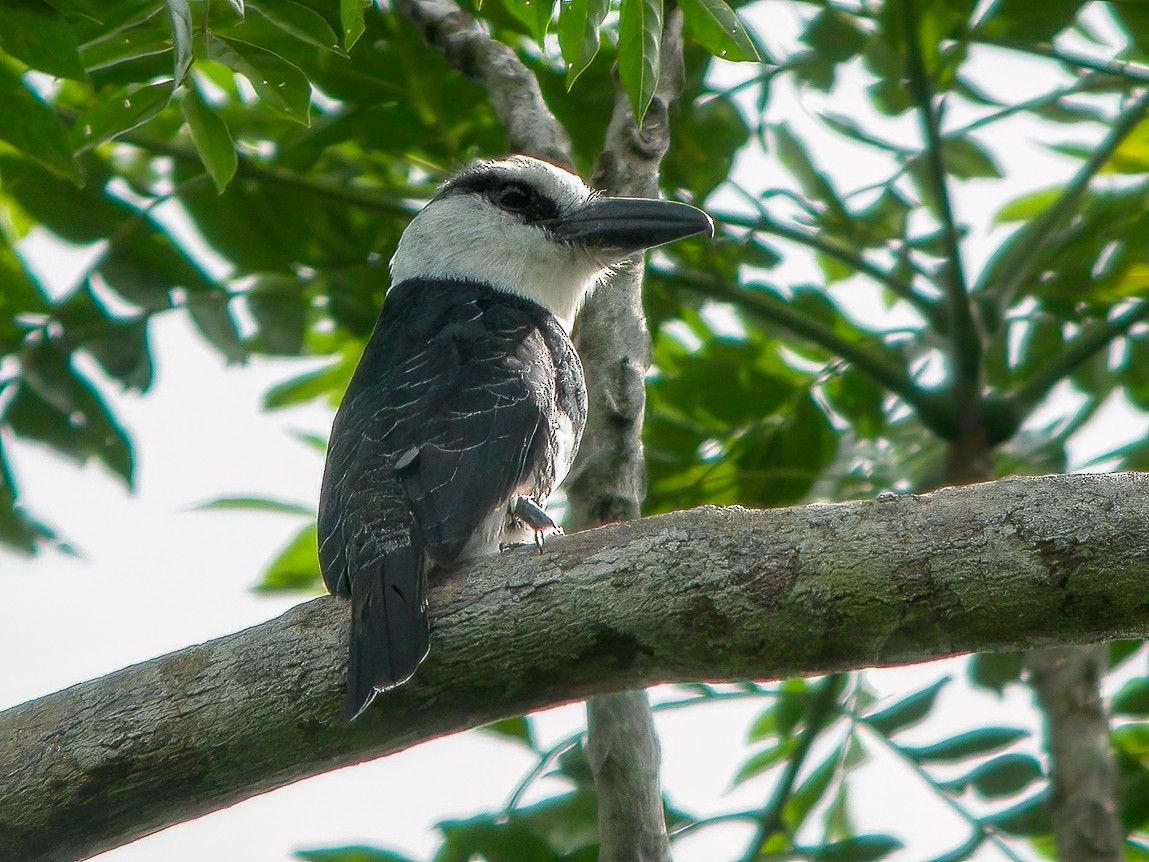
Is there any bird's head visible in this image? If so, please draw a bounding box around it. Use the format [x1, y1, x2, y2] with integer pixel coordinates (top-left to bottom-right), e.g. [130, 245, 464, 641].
[390, 155, 714, 330]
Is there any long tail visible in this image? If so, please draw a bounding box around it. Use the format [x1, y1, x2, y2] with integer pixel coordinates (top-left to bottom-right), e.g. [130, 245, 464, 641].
[346, 539, 430, 720]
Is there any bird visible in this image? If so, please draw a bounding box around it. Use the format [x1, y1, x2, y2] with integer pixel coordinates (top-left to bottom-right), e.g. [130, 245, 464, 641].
[318, 154, 713, 719]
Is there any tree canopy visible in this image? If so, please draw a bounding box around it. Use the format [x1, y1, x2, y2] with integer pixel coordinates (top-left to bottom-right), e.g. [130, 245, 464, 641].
[4, 0, 1149, 860]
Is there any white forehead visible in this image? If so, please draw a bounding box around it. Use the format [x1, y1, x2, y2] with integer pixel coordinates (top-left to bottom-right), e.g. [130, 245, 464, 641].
[464, 155, 593, 207]
[389, 155, 609, 331]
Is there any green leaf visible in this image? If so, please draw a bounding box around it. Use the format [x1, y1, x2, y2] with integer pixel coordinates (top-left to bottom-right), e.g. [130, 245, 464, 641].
[206, 34, 311, 125]
[862, 678, 949, 737]
[1109, 640, 1142, 670]
[80, 20, 176, 74]
[0, 0, 86, 79]
[902, 727, 1028, 764]
[75, 81, 175, 151]
[1114, 723, 1149, 759]
[1115, 679, 1149, 717]
[296, 846, 419, 862]
[1098, 118, 1149, 175]
[807, 835, 903, 861]
[557, 0, 609, 87]
[83, 317, 154, 392]
[0, 65, 78, 181]
[195, 496, 313, 515]
[802, 8, 865, 64]
[478, 716, 537, 750]
[732, 739, 794, 786]
[822, 366, 885, 439]
[0, 436, 57, 556]
[291, 430, 329, 452]
[618, 0, 662, 125]
[949, 753, 1043, 798]
[246, 275, 307, 355]
[976, 0, 1087, 41]
[0, 241, 48, 351]
[99, 223, 214, 310]
[249, 1, 341, 52]
[980, 790, 1053, 836]
[772, 124, 848, 219]
[747, 681, 809, 741]
[181, 82, 237, 193]
[786, 749, 840, 831]
[502, 0, 554, 44]
[186, 293, 247, 364]
[264, 351, 358, 409]
[340, 0, 369, 51]
[940, 136, 1002, 180]
[969, 651, 1024, 694]
[256, 523, 322, 592]
[680, 0, 761, 62]
[165, 0, 194, 86]
[11, 343, 134, 487]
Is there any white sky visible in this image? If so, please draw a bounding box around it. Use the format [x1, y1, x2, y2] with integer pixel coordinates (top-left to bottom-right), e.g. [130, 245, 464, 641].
[4, 3, 1149, 861]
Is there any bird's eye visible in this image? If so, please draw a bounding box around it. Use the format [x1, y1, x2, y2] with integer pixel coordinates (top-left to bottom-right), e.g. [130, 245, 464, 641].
[493, 182, 534, 212]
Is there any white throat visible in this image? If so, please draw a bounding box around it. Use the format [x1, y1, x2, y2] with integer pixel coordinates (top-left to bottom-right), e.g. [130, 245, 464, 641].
[389, 158, 614, 331]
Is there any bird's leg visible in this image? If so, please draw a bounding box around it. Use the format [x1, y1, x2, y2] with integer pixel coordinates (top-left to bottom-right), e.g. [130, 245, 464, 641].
[507, 495, 563, 553]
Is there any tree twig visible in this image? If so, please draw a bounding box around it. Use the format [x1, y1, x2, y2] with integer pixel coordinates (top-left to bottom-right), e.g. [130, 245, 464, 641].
[392, 0, 573, 166]
[738, 673, 845, 862]
[974, 91, 1149, 321]
[903, 0, 980, 421]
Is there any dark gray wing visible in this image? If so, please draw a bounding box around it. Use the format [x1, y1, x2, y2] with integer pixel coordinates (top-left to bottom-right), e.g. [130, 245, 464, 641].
[318, 278, 566, 716]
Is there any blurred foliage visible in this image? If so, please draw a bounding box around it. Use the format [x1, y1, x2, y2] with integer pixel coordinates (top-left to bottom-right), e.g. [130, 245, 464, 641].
[6, 0, 1149, 859]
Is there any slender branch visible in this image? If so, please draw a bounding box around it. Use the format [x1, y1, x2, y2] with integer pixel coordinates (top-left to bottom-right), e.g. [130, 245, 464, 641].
[501, 731, 585, 814]
[715, 208, 939, 325]
[904, 0, 981, 418]
[391, 0, 573, 166]
[738, 673, 846, 862]
[952, 78, 1102, 138]
[1006, 301, 1149, 418]
[659, 267, 951, 435]
[975, 91, 1149, 315]
[669, 809, 760, 841]
[7, 475, 1149, 861]
[974, 35, 1149, 86]
[872, 729, 1028, 862]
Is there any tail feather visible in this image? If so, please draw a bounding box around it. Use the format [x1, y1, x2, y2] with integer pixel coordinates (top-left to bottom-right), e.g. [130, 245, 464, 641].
[346, 540, 429, 719]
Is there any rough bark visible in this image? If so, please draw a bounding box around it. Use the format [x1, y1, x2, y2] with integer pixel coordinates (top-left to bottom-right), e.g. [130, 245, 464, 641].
[5, 474, 1149, 861]
[587, 691, 671, 862]
[568, 9, 688, 861]
[1029, 646, 1122, 860]
[392, 0, 573, 167]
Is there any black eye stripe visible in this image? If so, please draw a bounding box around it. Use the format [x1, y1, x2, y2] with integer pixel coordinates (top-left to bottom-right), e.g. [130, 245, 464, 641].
[438, 168, 562, 224]
[493, 181, 534, 211]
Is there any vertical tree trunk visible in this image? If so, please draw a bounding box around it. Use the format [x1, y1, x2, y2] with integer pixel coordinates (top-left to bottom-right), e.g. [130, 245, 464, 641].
[1028, 646, 1122, 861]
[566, 10, 688, 861]
[944, 431, 1122, 862]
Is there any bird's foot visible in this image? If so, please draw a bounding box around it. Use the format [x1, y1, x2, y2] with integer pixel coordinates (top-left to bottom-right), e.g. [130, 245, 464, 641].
[508, 496, 563, 553]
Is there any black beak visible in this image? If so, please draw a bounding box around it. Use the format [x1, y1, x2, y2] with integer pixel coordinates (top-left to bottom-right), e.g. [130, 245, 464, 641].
[547, 196, 714, 254]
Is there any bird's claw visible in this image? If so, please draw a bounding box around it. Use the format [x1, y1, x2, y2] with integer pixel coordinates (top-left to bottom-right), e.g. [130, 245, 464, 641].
[510, 496, 563, 554]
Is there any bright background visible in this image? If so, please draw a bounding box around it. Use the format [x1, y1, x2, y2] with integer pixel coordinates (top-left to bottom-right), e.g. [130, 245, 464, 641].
[4, 6, 1149, 861]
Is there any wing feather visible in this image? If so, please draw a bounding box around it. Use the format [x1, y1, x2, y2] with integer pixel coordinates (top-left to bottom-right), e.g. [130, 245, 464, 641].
[319, 278, 577, 716]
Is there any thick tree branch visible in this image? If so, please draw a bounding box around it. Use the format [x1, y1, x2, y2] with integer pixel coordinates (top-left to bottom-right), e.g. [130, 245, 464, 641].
[392, 0, 573, 166]
[6, 474, 1149, 861]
